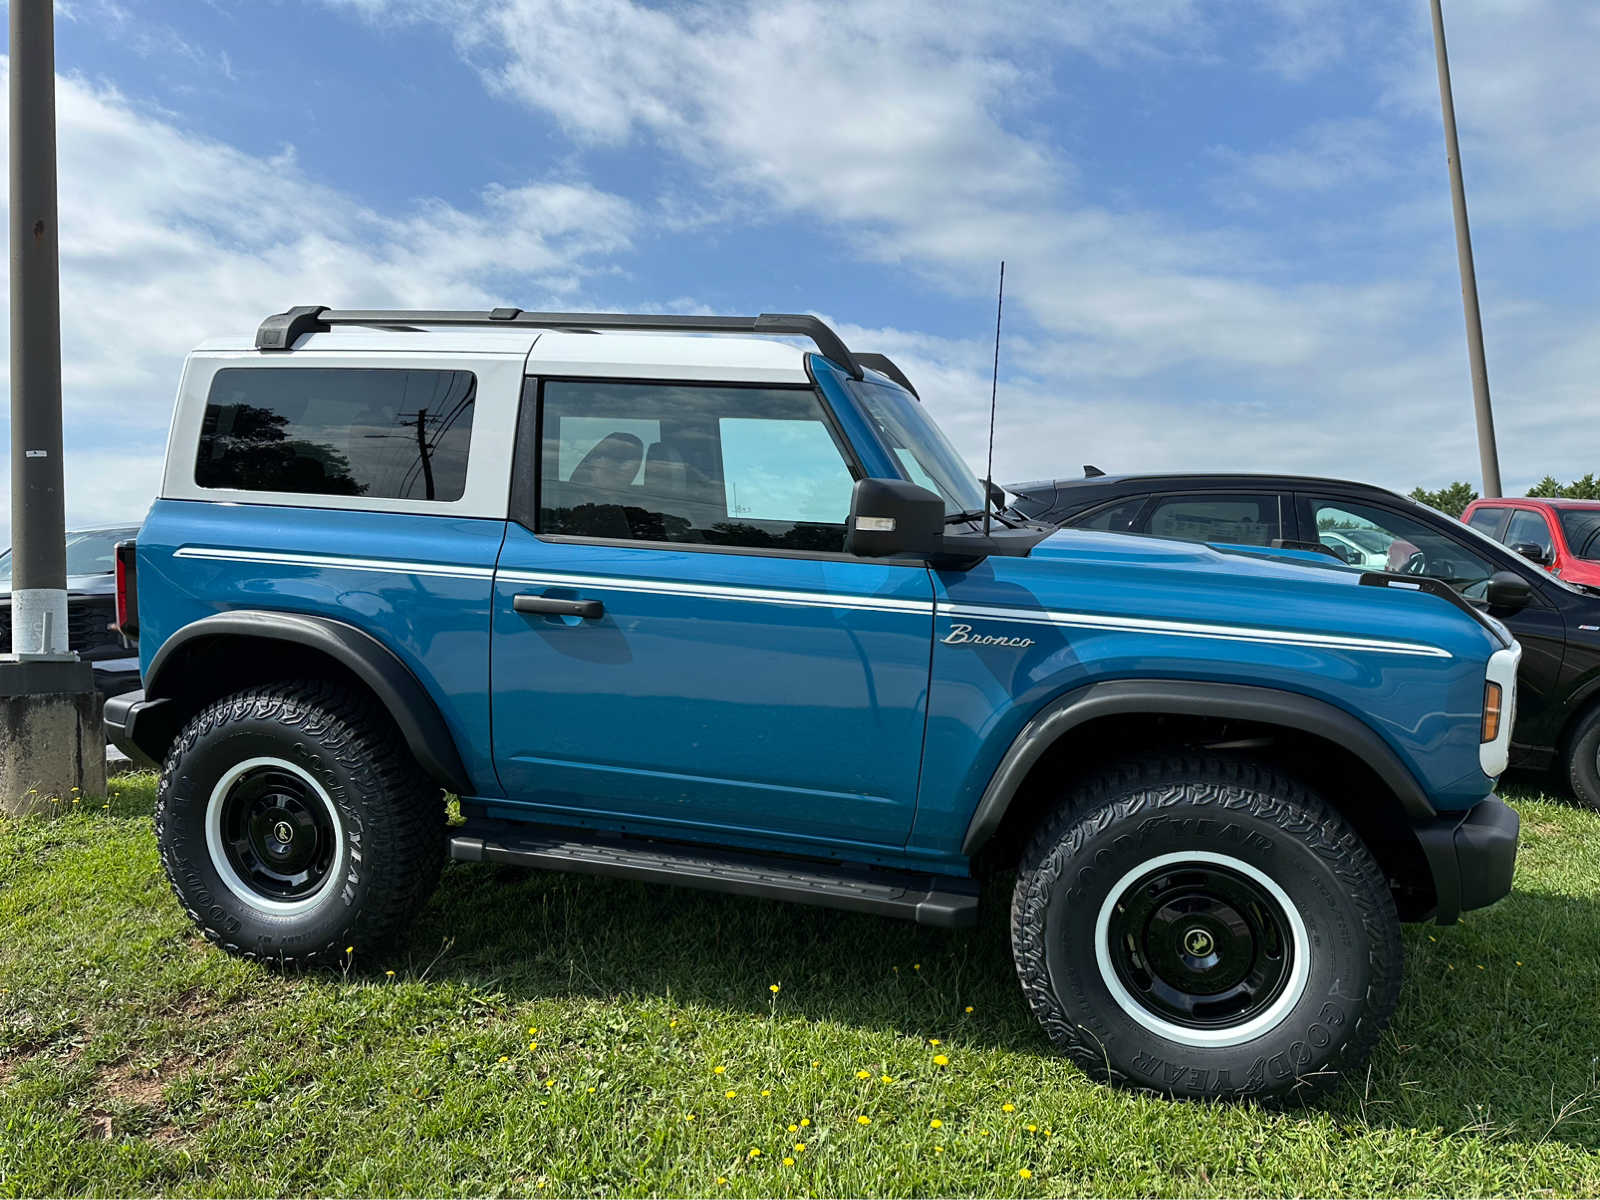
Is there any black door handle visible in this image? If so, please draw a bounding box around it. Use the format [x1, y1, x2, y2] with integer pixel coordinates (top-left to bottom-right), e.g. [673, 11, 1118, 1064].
[514, 594, 605, 619]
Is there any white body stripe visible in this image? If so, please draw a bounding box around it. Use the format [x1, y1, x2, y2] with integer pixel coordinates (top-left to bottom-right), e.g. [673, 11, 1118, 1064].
[496, 569, 930, 615]
[173, 547, 1452, 657]
[174, 546, 494, 581]
[942, 602, 1451, 658]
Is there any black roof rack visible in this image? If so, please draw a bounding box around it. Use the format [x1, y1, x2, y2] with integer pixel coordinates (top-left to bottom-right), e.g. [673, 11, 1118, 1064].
[255, 306, 864, 378]
[854, 352, 918, 398]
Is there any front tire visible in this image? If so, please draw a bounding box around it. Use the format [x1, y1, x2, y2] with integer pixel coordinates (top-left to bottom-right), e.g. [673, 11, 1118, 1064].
[1011, 755, 1402, 1100]
[155, 681, 445, 966]
[1562, 705, 1600, 811]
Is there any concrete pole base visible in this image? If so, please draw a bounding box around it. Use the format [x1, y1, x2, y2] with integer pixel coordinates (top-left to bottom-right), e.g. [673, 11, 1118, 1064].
[0, 659, 105, 817]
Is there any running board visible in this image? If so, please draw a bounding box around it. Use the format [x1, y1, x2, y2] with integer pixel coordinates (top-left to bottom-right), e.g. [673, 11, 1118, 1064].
[449, 820, 979, 928]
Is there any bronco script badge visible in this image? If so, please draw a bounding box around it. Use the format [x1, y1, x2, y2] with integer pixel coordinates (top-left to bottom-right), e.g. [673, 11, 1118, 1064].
[943, 623, 1035, 648]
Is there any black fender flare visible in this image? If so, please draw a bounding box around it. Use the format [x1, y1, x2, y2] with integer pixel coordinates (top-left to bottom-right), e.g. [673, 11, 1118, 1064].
[961, 678, 1436, 856]
[140, 610, 473, 795]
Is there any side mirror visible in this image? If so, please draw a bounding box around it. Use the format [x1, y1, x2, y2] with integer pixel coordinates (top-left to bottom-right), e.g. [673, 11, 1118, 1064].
[845, 477, 945, 559]
[1485, 570, 1533, 613]
[1510, 541, 1550, 566]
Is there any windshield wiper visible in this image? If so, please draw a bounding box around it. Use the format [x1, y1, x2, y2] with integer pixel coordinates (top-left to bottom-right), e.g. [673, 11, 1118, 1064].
[944, 508, 987, 525]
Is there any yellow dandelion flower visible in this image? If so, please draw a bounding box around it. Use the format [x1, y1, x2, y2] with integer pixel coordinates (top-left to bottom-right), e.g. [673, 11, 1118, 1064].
[932, 1054, 949, 1066]
[497, 1055, 509, 1063]
[1002, 1103, 1015, 1113]
[587, 1087, 596, 1094]
[529, 1026, 538, 1034]
[794, 1142, 806, 1153]
[783, 1156, 795, 1167]
[857, 1115, 872, 1126]
[787, 1124, 798, 1133]
[769, 984, 781, 994]
[714, 1065, 727, 1075]
[545, 1079, 555, 1088]
[800, 1118, 811, 1127]
[385, 970, 395, 978]
[965, 1005, 974, 1013]
[934, 1146, 944, 1154]
[928, 1038, 941, 1046]
[930, 1119, 943, 1129]
[345, 946, 354, 954]
[716, 1177, 728, 1186]
[747, 1147, 762, 1159]
[913, 962, 921, 970]
[726, 1089, 738, 1099]
[880, 1074, 895, 1084]
[810, 1060, 820, 1069]
[856, 1070, 872, 1079]
[1019, 1168, 1033, 1180]
[528, 1041, 539, 1050]
[670, 1019, 678, 1028]
[685, 1114, 696, 1122]
[1026, 1123, 1038, 1133]
[761, 1088, 772, 1097]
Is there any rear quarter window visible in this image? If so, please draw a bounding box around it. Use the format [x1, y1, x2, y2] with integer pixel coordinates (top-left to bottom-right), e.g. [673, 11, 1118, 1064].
[195, 367, 476, 501]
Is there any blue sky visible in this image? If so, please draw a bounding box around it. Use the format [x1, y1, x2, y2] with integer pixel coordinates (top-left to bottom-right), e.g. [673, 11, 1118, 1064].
[2, 0, 1598, 530]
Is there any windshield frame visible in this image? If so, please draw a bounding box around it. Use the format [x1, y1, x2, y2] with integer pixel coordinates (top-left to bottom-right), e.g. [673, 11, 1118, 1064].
[842, 376, 988, 518]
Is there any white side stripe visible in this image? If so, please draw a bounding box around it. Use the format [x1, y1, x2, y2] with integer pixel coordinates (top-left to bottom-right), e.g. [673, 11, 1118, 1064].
[942, 603, 1451, 658]
[174, 546, 494, 580]
[497, 569, 931, 615]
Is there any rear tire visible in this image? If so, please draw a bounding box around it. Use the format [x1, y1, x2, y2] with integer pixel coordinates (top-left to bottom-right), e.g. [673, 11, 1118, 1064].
[1562, 705, 1600, 811]
[1010, 755, 1402, 1101]
[155, 681, 446, 966]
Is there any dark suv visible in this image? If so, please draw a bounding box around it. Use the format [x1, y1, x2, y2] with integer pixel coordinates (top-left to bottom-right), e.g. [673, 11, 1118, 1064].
[0, 526, 140, 697]
[1010, 471, 1600, 806]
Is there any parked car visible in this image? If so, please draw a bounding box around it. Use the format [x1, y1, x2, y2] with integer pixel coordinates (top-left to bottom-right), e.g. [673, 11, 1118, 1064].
[1010, 471, 1600, 805]
[1462, 497, 1600, 588]
[0, 526, 140, 697]
[108, 305, 1519, 1101]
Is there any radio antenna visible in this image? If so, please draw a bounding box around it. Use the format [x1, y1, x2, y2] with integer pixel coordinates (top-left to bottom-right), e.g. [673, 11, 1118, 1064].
[983, 260, 1005, 536]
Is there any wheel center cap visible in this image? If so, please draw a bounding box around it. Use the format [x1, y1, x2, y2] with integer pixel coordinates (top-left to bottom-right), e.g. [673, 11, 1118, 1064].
[1182, 926, 1215, 957]
[273, 820, 295, 845]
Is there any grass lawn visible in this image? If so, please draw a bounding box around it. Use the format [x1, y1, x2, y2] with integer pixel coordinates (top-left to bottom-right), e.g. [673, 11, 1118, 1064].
[3, 774, 1599, 1197]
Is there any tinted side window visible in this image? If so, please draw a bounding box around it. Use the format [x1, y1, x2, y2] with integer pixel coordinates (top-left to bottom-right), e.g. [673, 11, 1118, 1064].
[1072, 495, 1148, 532]
[1466, 506, 1507, 538]
[1146, 494, 1281, 546]
[1309, 499, 1492, 592]
[1505, 509, 1555, 559]
[196, 368, 476, 501]
[538, 382, 856, 552]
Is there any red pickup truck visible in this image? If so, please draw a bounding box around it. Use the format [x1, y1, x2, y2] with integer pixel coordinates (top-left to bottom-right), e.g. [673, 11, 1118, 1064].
[1462, 497, 1600, 587]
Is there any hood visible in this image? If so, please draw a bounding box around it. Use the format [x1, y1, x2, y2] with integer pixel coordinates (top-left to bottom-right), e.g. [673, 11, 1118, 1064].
[1012, 527, 1508, 656]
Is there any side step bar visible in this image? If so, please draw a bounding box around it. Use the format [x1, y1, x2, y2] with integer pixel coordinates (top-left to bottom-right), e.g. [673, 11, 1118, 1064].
[449, 820, 979, 928]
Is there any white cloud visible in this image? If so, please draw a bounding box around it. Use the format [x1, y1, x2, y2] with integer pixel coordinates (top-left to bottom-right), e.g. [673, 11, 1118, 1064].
[0, 63, 637, 531]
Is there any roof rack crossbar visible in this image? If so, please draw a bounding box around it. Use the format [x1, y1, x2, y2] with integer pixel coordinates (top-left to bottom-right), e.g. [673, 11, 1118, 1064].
[255, 307, 864, 377]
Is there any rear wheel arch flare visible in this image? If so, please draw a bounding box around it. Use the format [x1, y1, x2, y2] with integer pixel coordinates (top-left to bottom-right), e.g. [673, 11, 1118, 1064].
[143, 610, 473, 795]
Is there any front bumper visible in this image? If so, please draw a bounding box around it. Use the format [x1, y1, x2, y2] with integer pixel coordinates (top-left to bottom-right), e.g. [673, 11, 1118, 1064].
[1413, 795, 1520, 925]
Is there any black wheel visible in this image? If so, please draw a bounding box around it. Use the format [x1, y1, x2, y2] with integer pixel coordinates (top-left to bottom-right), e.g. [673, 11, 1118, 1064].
[1011, 755, 1402, 1101]
[1563, 705, 1600, 811]
[155, 681, 446, 966]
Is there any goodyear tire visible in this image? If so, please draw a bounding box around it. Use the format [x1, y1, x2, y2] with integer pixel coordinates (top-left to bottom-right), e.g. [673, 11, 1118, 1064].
[155, 681, 445, 967]
[1562, 705, 1600, 811]
[1011, 755, 1402, 1100]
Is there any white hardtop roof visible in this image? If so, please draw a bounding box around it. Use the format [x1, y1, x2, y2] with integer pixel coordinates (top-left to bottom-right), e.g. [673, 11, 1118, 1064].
[194, 324, 814, 383]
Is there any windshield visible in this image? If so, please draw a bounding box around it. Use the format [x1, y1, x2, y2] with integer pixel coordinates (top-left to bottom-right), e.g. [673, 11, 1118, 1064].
[846, 379, 988, 517]
[1559, 510, 1600, 561]
[0, 528, 135, 585]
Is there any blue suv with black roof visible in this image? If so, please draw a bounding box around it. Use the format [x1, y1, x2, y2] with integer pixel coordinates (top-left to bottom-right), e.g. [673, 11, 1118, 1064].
[107, 304, 1520, 1101]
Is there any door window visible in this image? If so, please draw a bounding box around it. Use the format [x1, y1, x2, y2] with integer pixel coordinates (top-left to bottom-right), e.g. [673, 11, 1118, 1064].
[1466, 506, 1508, 539]
[1146, 494, 1281, 546]
[1307, 499, 1493, 592]
[1072, 495, 1148, 532]
[1504, 509, 1556, 563]
[538, 382, 856, 551]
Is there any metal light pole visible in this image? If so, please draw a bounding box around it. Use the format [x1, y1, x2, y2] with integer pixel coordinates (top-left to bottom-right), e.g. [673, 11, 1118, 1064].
[3, 0, 103, 815]
[1429, 0, 1502, 498]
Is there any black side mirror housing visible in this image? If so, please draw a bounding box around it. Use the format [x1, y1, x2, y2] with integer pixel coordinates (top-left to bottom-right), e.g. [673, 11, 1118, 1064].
[1509, 541, 1550, 566]
[845, 477, 945, 559]
[1485, 569, 1533, 612]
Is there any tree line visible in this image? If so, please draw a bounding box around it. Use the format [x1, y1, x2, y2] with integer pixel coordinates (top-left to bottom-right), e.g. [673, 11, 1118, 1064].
[1409, 475, 1600, 518]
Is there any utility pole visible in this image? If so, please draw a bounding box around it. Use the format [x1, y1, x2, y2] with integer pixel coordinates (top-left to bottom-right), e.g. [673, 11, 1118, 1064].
[2, 0, 105, 815]
[1429, 0, 1502, 498]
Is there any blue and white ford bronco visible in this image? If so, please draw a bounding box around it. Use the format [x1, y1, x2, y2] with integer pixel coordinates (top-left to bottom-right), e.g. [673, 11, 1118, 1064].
[108, 305, 1521, 1100]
